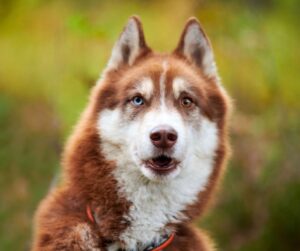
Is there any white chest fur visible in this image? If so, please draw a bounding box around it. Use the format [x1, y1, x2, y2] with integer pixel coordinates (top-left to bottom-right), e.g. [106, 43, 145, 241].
[112, 154, 214, 250]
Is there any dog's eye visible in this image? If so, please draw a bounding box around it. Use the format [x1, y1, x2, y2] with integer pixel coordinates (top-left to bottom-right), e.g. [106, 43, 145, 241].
[131, 96, 145, 106]
[181, 97, 193, 108]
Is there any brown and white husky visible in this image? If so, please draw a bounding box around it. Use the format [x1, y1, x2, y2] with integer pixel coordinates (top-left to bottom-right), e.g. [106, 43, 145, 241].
[32, 16, 231, 251]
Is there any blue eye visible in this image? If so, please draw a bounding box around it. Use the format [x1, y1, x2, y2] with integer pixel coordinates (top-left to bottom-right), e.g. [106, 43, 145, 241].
[131, 96, 144, 106]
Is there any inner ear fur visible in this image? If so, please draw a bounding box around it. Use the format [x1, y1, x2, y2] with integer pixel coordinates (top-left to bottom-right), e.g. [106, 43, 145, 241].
[107, 16, 151, 70]
[173, 17, 217, 78]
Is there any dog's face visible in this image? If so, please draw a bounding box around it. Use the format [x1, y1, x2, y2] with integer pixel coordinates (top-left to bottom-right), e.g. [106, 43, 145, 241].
[96, 17, 228, 183]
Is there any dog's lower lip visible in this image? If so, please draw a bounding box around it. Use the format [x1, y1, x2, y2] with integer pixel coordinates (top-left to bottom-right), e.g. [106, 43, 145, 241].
[145, 155, 178, 174]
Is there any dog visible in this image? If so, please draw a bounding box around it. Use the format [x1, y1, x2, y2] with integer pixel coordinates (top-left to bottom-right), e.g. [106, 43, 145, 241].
[32, 16, 231, 251]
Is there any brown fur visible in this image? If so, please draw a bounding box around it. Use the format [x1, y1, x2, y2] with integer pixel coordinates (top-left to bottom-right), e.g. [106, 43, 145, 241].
[32, 16, 231, 251]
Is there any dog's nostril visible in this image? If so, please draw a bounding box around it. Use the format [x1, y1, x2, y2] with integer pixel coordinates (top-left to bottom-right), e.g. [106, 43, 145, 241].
[150, 132, 161, 141]
[167, 132, 178, 142]
[150, 125, 178, 148]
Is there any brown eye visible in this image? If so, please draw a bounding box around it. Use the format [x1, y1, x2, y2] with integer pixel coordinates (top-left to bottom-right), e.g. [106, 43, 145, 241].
[181, 97, 193, 108]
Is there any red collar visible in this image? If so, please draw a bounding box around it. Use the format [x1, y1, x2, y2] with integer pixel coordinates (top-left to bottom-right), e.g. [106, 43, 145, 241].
[86, 205, 175, 251]
[86, 204, 96, 223]
[145, 233, 175, 251]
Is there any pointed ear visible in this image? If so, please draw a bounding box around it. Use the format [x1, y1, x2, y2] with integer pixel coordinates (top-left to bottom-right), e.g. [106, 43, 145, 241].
[107, 16, 151, 70]
[174, 18, 217, 78]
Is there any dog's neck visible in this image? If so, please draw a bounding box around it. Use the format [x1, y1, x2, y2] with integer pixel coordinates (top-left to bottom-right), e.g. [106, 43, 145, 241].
[86, 204, 174, 251]
[108, 155, 214, 250]
[107, 232, 174, 251]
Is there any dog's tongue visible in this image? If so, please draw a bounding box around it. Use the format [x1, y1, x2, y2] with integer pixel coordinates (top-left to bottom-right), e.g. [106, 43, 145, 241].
[153, 155, 172, 167]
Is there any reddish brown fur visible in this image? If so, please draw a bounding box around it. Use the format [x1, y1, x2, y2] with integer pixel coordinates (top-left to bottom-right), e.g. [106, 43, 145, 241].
[32, 17, 231, 251]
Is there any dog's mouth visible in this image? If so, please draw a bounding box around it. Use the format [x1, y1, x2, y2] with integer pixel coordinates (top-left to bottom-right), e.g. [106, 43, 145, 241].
[145, 155, 178, 175]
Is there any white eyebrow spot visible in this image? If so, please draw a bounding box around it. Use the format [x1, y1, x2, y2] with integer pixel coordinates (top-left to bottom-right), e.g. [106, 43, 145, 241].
[173, 77, 189, 99]
[159, 61, 169, 105]
[135, 77, 154, 100]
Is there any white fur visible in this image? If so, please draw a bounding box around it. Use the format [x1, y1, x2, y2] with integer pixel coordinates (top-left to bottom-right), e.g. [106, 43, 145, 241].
[183, 23, 217, 77]
[134, 78, 154, 100]
[97, 103, 218, 250]
[159, 61, 168, 105]
[73, 224, 100, 251]
[107, 243, 120, 251]
[172, 77, 189, 99]
[107, 18, 141, 70]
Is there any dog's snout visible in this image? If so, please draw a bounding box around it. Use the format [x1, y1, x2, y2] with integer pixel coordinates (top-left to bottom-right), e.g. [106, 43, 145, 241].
[150, 125, 178, 149]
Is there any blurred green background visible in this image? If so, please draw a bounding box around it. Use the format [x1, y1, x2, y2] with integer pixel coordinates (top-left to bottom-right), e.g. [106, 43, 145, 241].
[0, 0, 299, 250]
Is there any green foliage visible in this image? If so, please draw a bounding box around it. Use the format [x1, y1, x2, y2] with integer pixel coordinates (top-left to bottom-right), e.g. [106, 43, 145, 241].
[0, 0, 299, 250]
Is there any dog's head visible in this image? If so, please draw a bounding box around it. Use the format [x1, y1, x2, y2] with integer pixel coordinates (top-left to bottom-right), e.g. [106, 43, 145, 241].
[93, 17, 230, 184]
[97, 17, 229, 181]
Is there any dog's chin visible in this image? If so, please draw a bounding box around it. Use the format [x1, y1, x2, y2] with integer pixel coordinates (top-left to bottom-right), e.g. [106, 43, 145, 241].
[140, 155, 181, 181]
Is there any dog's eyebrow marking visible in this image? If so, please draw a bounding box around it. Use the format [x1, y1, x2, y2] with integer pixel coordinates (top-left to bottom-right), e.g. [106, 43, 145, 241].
[159, 60, 169, 106]
[134, 77, 154, 100]
[173, 77, 190, 99]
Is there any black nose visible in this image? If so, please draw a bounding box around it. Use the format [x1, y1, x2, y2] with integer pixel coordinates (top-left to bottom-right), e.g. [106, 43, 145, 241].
[150, 125, 178, 149]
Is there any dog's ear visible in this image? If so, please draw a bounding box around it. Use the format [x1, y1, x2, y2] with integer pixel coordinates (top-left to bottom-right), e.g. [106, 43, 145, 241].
[107, 16, 151, 70]
[174, 18, 217, 78]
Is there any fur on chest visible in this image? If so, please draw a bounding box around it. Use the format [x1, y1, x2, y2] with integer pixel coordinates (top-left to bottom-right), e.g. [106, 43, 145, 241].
[107, 155, 214, 250]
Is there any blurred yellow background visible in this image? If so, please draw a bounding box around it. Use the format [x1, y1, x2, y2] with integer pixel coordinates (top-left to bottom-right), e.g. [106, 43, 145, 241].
[0, 0, 299, 250]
